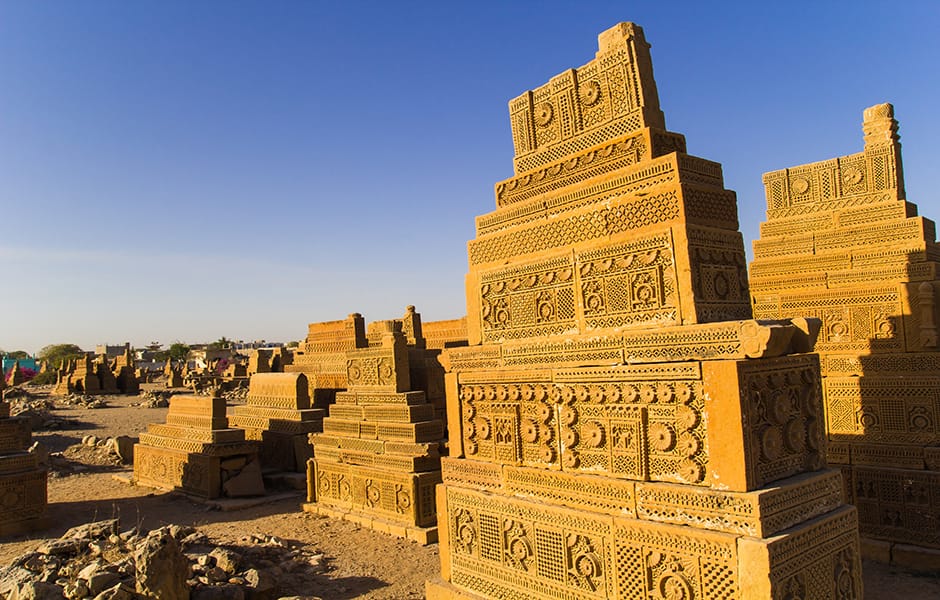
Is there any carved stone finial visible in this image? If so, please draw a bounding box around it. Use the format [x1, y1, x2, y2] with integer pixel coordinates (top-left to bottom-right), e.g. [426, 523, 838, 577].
[862, 102, 899, 147]
[596, 22, 642, 55]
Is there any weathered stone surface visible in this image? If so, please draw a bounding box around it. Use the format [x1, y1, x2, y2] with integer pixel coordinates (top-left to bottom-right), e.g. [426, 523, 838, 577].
[91, 582, 135, 600]
[0, 402, 48, 536]
[192, 584, 245, 600]
[242, 568, 277, 600]
[222, 459, 265, 497]
[208, 548, 241, 575]
[63, 519, 119, 541]
[229, 373, 323, 473]
[134, 529, 190, 600]
[9, 582, 64, 600]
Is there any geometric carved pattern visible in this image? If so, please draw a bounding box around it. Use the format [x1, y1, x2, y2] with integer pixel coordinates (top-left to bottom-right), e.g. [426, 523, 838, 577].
[133, 394, 261, 499]
[750, 102, 940, 554]
[0, 408, 47, 536]
[306, 328, 444, 543]
[431, 22, 862, 600]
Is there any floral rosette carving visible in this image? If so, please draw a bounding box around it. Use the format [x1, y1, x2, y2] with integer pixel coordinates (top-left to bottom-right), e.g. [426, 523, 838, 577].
[675, 405, 699, 431]
[579, 80, 601, 106]
[676, 433, 700, 458]
[539, 445, 556, 462]
[583, 421, 605, 448]
[537, 402, 553, 424]
[476, 417, 492, 440]
[521, 419, 539, 443]
[678, 459, 704, 484]
[649, 422, 676, 452]
[534, 102, 554, 127]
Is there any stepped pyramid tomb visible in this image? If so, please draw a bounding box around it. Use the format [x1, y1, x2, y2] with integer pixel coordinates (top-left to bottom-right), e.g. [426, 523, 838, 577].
[426, 23, 863, 599]
[304, 321, 445, 544]
[134, 392, 265, 498]
[751, 103, 940, 560]
[229, 372, 324, 472]
[0, 399, 47, 536]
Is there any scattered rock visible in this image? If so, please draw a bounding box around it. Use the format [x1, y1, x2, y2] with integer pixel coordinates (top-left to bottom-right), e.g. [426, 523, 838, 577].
[134, 528, 190, 600]
[243, 568, 278, 600]
[109, 436, 136, 464]
[4, 518, 330, 600]
[209, 548, 241, 574]
[8, 581, 65, 600]
[193, 584, 245, 600]
[62, 519, 119, 541]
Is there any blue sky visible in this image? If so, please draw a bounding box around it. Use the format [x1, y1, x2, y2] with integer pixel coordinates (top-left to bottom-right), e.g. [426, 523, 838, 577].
[1, 1, 937, 354]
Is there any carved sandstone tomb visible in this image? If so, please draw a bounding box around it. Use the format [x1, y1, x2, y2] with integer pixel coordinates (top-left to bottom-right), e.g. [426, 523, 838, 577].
[287, 307, 466, 422]
[304, 321, 444, 544]
[750, 103, 940, 559]
[229, 372, 324, 472]
[426, 22, 863, 599]
[134, 392, 265, 498]
[0, 399, 48, 536]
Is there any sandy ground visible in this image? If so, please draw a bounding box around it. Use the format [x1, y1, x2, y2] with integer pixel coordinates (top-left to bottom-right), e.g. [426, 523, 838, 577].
[1, 386, 939, 599]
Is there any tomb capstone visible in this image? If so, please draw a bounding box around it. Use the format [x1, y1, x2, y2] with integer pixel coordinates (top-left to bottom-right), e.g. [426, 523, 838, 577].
[750, 103, 940, 562]
[427, 22, 863, 599]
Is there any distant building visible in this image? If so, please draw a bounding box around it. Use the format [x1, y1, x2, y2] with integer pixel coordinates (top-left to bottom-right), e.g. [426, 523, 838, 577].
[95, 342, 131, 358]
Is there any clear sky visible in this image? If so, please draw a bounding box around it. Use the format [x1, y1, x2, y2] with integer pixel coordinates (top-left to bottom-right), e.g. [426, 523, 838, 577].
[1, 1, 937, 354]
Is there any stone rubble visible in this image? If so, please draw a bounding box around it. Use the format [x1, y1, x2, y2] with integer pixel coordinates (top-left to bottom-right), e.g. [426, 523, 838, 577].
[130, 392, 170, 409]
[0, 519, 328, 600]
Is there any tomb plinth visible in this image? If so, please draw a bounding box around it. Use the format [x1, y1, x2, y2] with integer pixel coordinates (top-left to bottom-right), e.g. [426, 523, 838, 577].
[0, 400, 48, 536]
[427, 22, 863, 599]
[229, 373, 324, 472]
[750, 103, 940, 562]
[133, 392, 265, 498]
[304, 323, 444, 544]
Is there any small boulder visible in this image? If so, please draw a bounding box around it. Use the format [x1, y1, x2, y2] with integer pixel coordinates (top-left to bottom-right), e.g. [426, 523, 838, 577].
[243, 568, 277, 600]
[62, 519, 119, 541]
[134, 528, 190, 600]
[208, 548, 241, 574]
[91, 582, 135, 600]
[9, 581, 65, 600]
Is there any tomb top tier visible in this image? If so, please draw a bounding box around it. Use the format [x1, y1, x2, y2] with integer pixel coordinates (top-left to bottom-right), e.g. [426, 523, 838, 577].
[760, 102, 906, 221]
[508, 22, 666, 174]
[467, 22, 753, 346]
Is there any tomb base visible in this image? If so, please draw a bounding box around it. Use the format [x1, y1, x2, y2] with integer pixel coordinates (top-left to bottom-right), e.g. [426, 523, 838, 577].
[306, 458, 441, 544]
[0, 414, 48, 538]
[0, 465, 48, 537]
[434, 479, 862, 599]
[302, 502, 438, 545]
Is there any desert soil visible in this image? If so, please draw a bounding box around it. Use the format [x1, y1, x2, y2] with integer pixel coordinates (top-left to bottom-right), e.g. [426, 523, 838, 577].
[2, 385, 939, 599]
